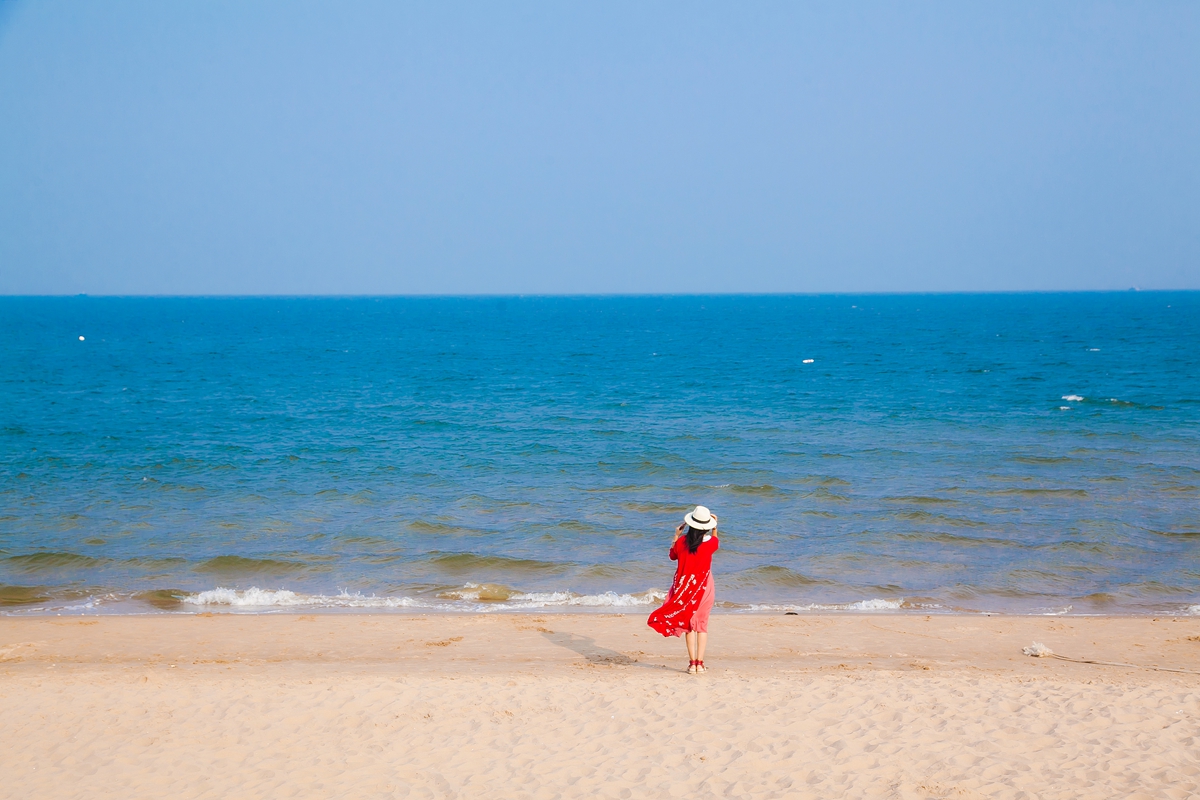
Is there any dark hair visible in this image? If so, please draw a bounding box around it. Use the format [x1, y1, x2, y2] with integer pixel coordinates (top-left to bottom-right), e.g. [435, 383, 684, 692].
[685, 525, 708, 554]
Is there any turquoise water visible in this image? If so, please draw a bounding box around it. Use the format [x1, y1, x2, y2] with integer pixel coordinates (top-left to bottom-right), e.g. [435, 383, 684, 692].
[1, 294, 1198, 615]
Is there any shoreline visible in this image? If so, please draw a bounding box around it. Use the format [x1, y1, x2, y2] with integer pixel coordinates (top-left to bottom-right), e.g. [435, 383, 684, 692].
[4, 604, 1200, 618]
[4, 586, 1198, 619]
[6, 571, 1197, 619]
[4, 612, 1198, 673]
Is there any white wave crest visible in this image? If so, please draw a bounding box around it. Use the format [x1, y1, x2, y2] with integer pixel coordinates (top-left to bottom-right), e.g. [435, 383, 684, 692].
[1062, 394, 1084, 402]
[530, 589, 666, 608]
[748, 598, 906, 613]
[180, 586, 666, 611]
[850, 598, 905, 610]
[1038, 605, 1073, 616]
[1186, 604, 1200, 616]
[463, 586, 667, 611]
[182, 588, 427, 608]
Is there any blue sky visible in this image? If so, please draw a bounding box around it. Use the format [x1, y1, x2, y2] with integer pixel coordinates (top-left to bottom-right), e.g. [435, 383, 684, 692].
[1, 1, 1197, 294]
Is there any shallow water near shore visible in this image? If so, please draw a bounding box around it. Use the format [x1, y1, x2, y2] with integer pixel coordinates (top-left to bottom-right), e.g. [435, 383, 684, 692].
[1, 293, 1198, 615]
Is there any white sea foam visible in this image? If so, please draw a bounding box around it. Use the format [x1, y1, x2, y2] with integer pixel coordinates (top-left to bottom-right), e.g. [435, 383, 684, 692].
[847, 598, 904, 610]
[747, 598, 906, 613]
[1186, 604, 1200, 616]
[58, 599, 101, 611]
[491, 590, 665, 610]
[182, 588, 428, 608]
[52, 592, 124, 612]
[441, 584, 666, 610]
[1062, 395, 1084, 402]
[1039, 605, 1073, 616]
[180, 585, 666, 611]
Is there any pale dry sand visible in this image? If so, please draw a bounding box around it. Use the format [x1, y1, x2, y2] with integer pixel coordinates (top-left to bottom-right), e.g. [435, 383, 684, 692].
[1, 613, 1198, 799]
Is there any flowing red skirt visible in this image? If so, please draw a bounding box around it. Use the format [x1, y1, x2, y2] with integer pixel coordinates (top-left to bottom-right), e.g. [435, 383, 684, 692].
[647, 572, 714, 637]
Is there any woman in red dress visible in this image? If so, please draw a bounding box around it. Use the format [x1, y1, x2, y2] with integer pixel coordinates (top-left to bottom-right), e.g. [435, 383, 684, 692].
[647, 505, 719, 674]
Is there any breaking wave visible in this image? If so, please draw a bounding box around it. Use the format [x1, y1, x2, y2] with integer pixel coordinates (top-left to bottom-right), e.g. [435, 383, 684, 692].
[180, 584, 667, 611]
[747, 598, 910, 613]
[183, 588, 426, 608]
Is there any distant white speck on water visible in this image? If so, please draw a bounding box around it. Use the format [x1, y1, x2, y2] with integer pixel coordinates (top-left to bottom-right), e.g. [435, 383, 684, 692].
[78, 336, 85, 341]
[802, 359, 814, 364]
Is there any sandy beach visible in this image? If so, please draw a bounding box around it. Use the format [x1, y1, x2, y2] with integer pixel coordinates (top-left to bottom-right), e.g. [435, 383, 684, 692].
[1, 613, 1197, 799]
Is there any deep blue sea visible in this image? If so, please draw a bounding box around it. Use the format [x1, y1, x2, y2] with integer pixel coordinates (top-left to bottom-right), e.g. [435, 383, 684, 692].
[1, 294, 1197, 615]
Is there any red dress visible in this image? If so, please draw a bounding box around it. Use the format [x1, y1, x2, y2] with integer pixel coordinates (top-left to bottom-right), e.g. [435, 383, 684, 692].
[647, 534, 719, 637]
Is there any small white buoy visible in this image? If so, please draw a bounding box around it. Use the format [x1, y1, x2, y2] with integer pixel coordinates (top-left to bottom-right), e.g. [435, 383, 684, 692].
[802, 359, 814, 364]
[78, 335, 85, 341]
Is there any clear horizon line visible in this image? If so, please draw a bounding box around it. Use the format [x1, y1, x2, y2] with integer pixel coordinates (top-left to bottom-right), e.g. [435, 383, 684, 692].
[1, 288, 1194, 300]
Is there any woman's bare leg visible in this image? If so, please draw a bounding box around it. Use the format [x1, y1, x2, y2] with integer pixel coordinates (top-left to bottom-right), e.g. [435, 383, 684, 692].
[696, 632, 708, 665]
[685, 631, 698, 662]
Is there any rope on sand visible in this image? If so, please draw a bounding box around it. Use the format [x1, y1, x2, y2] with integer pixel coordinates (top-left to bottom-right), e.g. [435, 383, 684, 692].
[1022, 642, 1200, 676]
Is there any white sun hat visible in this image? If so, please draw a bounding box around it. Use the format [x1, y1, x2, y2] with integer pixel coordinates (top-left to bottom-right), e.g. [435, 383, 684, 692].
[684, 505, 718, 530]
